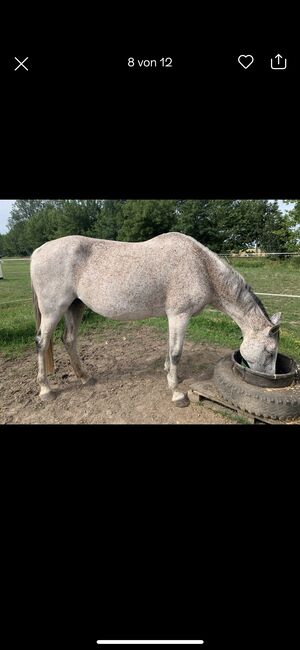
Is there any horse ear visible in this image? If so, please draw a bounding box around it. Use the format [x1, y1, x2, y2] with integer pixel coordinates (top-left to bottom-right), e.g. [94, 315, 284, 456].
[269, 325, 280, 336]
[270, 312, 281, 325]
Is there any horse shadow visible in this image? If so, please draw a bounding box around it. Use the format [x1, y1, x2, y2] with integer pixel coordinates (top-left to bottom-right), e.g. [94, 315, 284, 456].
[50, 351, 215, 398]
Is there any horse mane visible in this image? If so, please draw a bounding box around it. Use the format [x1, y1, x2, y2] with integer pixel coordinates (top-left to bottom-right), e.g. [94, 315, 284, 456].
[218, 257, 272, 323]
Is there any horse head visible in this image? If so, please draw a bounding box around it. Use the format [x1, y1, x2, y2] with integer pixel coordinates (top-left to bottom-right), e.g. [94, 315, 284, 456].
[240, 312, 281, 375]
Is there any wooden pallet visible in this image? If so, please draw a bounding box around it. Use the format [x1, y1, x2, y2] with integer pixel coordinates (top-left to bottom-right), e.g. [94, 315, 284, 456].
[189, 373, 297, 425]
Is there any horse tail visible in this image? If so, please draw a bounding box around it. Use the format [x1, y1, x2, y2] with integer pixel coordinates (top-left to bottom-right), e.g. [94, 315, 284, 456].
[32, 282, 54, 374]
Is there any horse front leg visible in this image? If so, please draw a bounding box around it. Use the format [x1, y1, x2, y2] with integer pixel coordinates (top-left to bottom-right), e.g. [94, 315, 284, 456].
[164, 342, 170, 371]
[62, 300, 95, 386]
[166, 312, 190, 406]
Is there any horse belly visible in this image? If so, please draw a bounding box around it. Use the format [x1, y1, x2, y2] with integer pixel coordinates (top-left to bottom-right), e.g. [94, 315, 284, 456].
[77, 282, 166, 321]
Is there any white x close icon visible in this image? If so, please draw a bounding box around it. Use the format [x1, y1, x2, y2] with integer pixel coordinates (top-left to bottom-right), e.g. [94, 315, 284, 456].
[14, 57, 29, 71]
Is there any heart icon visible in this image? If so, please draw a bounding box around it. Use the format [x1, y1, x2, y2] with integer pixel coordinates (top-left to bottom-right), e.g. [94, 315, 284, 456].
[238, 54, 254, 69]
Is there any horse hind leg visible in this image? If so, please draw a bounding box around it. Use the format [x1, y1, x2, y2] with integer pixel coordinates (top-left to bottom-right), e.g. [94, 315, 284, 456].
[62, 299, 94, 385]
[166, 312, 190, 406]
[36, 312, 63, 401]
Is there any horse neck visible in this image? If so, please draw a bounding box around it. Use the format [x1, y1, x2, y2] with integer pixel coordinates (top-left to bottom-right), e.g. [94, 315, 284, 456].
[217, 296, 268, 335]
[208, 255, 270, 335]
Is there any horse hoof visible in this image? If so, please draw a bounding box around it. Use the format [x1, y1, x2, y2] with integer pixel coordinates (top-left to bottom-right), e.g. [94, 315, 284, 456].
[81, 376, 96, 386]
[40, 390, 57, 401]
[172, 391, 190, 408]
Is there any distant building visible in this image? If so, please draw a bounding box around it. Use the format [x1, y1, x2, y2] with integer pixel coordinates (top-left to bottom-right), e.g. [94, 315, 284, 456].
[226, 248, 265, 257]
[239, 247, 266, 257]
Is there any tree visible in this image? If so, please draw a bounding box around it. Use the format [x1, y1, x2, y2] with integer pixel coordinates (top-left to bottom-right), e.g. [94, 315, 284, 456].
[22, 207, 61, 252]
[118, 200, 177, 241]
[1, 221, 29, 256]
[283, 201, 300, 249]
[213, 200, 297, 252]
[174, 200, 238, 250]
[8, 200, 49, 228]
[92, 200, 125, 239]
[172, 200, 298, 252]
[220, 200, 274, 251]
[2, 198, 298, 257]
[52, 200, 101, 238]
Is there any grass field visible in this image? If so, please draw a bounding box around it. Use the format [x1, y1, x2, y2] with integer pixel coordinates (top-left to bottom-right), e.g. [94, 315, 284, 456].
[0, 257, 299, 362]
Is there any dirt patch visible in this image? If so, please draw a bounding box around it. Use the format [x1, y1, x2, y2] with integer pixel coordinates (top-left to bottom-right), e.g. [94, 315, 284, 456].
[0, 324, 238, 424]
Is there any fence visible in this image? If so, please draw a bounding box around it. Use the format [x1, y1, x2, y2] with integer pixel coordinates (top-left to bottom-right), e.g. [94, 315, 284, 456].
[220, 252, 300, 257]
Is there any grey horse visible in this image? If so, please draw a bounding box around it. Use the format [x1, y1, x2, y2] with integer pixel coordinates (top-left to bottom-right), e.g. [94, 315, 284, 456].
[30, 232, 281, 403]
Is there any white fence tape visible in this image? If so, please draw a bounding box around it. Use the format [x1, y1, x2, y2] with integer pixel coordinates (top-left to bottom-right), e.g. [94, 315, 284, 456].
[0, 298, 32, 305]
[221, 253, 300, 257]
[1, 258, 30, 261]
[256, 292, 300, 299]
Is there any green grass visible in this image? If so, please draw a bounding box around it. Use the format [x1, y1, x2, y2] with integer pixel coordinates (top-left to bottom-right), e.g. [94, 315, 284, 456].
[224, 412, 251, 425]
[230, 257, 300, 295]
[0, 257, 299, 361]
[212, 408, 251, 425]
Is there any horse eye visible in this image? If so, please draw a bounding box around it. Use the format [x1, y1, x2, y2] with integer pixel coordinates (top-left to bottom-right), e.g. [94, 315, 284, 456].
[266, 347, 275, 355]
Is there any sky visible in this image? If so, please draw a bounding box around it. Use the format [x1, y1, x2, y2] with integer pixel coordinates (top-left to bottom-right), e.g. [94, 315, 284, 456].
[0, 200, 15, 233]
[0, 199, 296, 234]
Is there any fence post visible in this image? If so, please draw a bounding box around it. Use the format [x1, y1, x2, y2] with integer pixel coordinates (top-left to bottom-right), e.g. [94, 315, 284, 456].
[0, 260, 4, 279]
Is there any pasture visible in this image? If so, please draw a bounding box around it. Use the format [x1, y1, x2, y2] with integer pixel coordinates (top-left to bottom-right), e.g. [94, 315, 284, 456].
[0, 256, 299, 362]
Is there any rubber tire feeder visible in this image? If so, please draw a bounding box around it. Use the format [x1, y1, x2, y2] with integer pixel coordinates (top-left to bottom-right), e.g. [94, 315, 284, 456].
[232, 350, 298, 388]
[214, 353, 300, 421]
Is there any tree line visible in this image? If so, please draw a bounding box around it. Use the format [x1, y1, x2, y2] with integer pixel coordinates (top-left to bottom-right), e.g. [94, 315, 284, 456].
[0, 199, 299, 257]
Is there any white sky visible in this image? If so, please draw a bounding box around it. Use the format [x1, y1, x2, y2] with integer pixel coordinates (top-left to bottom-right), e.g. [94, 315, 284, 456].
[0, 199, 296, 234]
[0, 200, 15, 233]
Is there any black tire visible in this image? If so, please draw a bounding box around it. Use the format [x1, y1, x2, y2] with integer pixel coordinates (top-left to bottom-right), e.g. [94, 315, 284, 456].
[214, 355, 300, 421]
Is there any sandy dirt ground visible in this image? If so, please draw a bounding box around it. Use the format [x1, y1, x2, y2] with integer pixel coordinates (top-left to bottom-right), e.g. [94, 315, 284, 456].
[0, 324, 242, 425]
